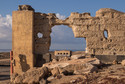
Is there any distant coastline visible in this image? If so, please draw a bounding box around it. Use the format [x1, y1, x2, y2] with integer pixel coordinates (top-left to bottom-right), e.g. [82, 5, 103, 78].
[0, 49, 11, 52]
[0, 49, 85, 52]
[49, 49, 85, 51]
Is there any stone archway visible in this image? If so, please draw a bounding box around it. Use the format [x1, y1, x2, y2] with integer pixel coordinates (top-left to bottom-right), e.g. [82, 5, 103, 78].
[50, 25, 86, 51]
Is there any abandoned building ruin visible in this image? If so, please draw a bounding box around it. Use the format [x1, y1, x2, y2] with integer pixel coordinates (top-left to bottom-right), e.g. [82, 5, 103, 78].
[12, 5, 125, 74]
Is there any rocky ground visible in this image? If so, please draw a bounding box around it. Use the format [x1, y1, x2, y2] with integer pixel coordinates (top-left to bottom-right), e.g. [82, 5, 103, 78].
[42, 59, 125, 84]
[0, 52, 125, 84]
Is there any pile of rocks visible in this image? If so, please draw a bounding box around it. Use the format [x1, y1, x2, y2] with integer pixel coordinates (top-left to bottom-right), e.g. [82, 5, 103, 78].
[12, 55, 102, 84]
[12, 67, 49, 84]
[11, 55, 125, 84]
[43, 58, 101, 76]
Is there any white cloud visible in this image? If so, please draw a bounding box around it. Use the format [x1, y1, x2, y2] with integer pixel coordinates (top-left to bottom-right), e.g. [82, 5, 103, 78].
[0, 33, 7, 38]
[56, 13, 66, 20]
[0, 14, 12, 49]
[0, 14, 12, 28]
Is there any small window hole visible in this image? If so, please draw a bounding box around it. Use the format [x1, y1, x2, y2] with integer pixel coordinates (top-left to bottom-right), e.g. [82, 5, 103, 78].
[104, 30, 108, 39]
[37, 32, 43, 38]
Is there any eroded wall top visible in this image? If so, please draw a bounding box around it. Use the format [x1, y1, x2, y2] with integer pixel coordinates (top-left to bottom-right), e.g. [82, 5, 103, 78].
[16, 5, 125, 56]
[12, 5, 125, 74]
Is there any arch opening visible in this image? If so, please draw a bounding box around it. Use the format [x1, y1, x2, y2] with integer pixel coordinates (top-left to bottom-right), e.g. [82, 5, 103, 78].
[50, 25, 86, 51]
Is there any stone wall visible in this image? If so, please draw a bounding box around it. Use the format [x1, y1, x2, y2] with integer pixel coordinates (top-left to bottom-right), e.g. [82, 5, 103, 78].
[12, 10, 34, 74]
[66, 9, 125, 55]
[12, 5, 125, 74]
[33, 8, 125, 56]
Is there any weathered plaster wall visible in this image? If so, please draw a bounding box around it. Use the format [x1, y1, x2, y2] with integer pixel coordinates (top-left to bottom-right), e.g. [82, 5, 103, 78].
[12, 5, 125, 74]
[12, 11, 34, 74]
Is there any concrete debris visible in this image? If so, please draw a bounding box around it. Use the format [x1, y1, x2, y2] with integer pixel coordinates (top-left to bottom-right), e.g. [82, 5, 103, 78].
[71, 54, 85, 60]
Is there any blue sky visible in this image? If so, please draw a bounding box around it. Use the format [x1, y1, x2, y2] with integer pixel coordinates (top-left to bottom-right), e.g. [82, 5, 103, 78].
[0, 0, 125, 50]
[0, 0, 125, 17]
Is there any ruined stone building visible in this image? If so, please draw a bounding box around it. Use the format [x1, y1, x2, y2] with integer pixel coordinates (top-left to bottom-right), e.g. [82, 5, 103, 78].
[12, 5, 125, 74]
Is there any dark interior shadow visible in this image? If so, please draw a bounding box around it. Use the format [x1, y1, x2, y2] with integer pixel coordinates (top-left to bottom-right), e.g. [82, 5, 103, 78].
[35, 54, 46, 67]
[19, 54, 30, 72]
[98, 64, 112, 69]
[0, 65, 10, 67]
[0, 75, 10, 81]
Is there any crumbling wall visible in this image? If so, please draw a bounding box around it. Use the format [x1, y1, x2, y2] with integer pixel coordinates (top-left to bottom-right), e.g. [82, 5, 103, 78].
[34, 8, 125, 55]
[66, 8, 125, 55]
[34, 13, 55, 54]
[12, 5, 125, 74]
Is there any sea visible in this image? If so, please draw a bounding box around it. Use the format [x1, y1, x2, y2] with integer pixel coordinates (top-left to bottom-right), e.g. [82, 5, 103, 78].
[49, 49, 85, 52]
[0, 49, 85, 52]
[0, 49, 11, 52]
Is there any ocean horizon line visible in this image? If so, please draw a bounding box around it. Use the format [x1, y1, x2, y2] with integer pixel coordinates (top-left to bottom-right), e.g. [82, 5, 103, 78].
[0, 49, 85, 52]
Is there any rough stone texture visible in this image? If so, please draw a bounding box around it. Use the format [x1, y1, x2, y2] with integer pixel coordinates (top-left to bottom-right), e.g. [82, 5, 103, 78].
[121, 60, 125, 66]
[52, 59, 57, 62]
[13, 67, 49, 84]
[12, 5, 125, 74]
[48, 75, 86, 84]
[87, 58, 102, 66]
[43, 58, 100, 76]
[51, 67, 60, 77]
[39, 79, 47, 84]
[73, 63, 98, 74]
[58, 57, 70, 61]
[18, 5, 34, 11]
